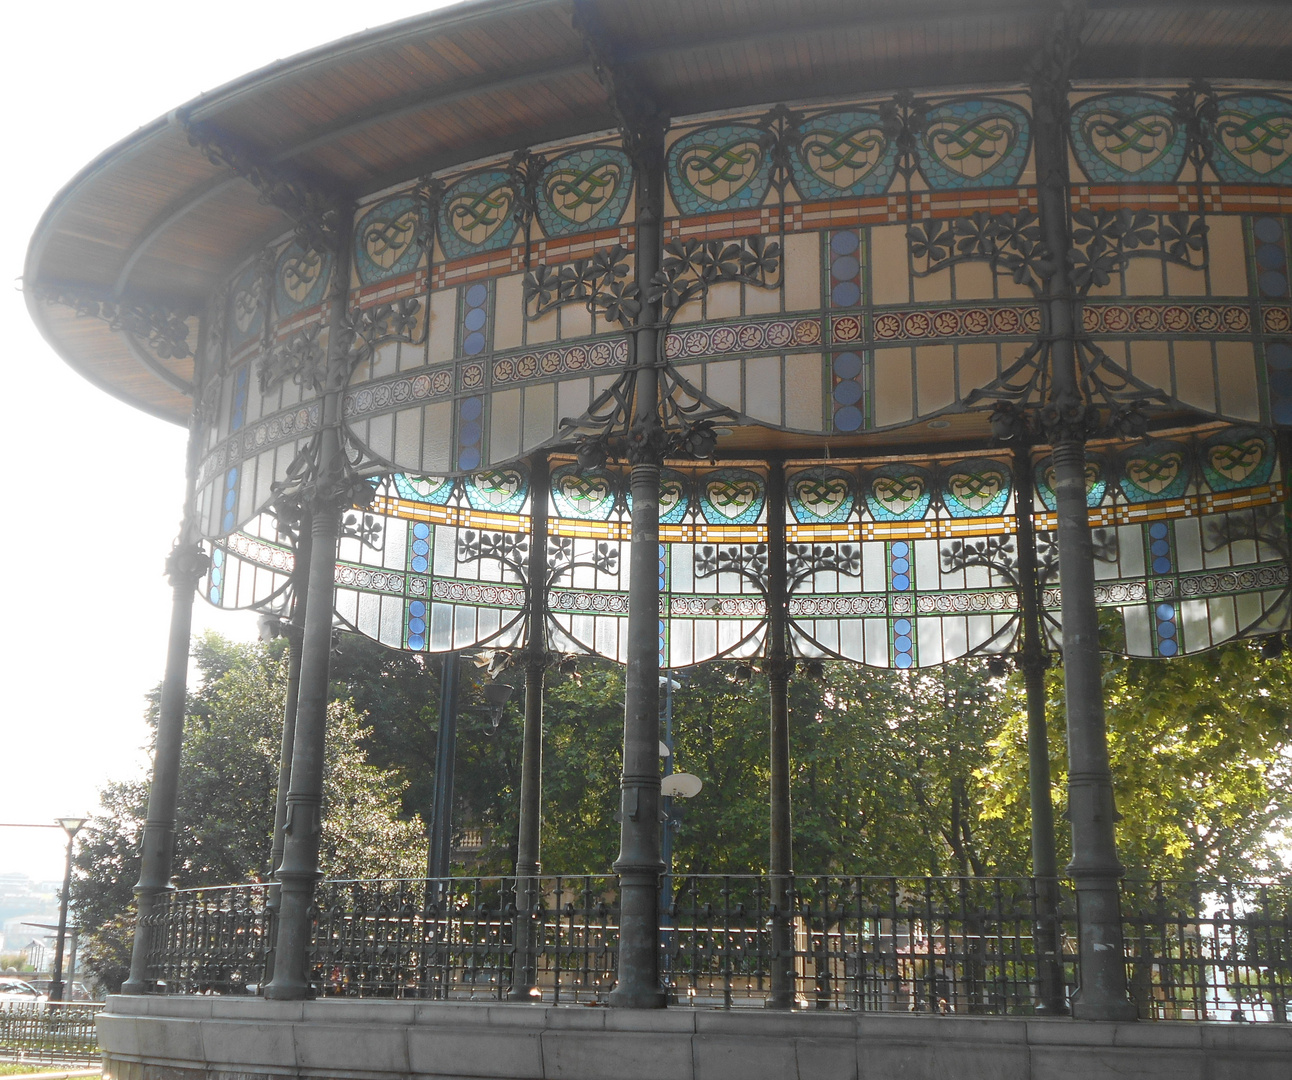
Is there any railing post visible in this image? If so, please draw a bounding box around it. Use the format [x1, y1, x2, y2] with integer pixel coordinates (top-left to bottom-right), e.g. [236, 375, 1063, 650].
[510, 453, 548, 1000]
[765, 463, 796, 1009]
[122, 541, 209, 995]
[609, 117, 667, 1009]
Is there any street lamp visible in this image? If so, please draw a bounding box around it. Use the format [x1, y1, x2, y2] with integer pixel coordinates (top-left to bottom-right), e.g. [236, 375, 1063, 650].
[49, 816, 87, 1003]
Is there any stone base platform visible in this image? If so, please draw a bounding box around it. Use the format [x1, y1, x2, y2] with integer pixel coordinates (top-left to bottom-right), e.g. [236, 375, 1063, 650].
[99, 995, 1291, 1080]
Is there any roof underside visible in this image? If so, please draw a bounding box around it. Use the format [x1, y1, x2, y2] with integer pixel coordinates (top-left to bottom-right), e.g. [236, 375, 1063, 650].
[26, 0, 1292, 422]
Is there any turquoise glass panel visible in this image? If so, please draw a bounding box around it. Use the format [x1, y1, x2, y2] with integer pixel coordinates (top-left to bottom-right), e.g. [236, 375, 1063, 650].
[438, 169, 520, 260]
[355, 196, 426, 285]
[1207, 95, 1292, 184]
[1070, 93, 1185, 183]
[942, 459, 1011, 518]
[274, 242, 331, 318]
[792, 110, 896, 199]
[536, 147, 633, 237]
[920, 99, 1031, 190]
[864, 465, 932, 522]
[667, 123, 772, 215]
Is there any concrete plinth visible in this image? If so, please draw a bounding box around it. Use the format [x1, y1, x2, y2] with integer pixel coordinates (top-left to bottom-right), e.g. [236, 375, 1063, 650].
[99, 995, 1292, 1080]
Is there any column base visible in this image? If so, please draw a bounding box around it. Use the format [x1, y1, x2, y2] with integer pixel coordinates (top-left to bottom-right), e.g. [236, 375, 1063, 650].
[608, 987, 667, 1009]
[1070, 999, 1138, 1021]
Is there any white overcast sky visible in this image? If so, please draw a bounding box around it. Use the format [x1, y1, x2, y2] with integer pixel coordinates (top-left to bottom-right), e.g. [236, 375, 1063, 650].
[0, 0, 460, 883]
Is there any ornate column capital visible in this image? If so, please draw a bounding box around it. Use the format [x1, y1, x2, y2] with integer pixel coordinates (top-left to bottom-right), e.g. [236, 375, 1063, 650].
[164, 543, 211, 590]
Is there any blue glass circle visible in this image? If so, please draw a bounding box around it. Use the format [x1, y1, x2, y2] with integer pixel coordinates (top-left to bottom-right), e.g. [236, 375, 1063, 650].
[831, 281, 861, 307]
[463, 331, 487, 355]
[833, 405, 863, 431]
[894, 635, 912, 652]
[465, 283, 488, 307]
[833, 352, 863, 379]
[895, 653, 913, 669]
[830, 231, 860, 255]
[1153, 557, 1173, 574]
[459, 421, 482, 446]
[209, 568, 223, 587]
[409, 601, 426, 617]
[408, 634, 425, 650]
[1268, 342, 1292, 368]
[1259, 270, 1288, 297]
[892, 542, 910, 558]
[892, 574, 910, 591]
[460, 397, 483, 420]
[408, 617, 426, 635]
[892, 557, 910, 574]
[832, 379, 863, 406]
[1156, 603, 1175, 621]
[224, 489, 237, 511]
[227, 467, 239, 486]
[1257, 244, 1286, 271]
[412, 539, 429, 556]
[458, 447, 481, 470]
[1150, 539, 1170, 557]
[831, 255, 861, 281]
[1255, 217, 1285, 244]
[894, 619, 912, 635]
[222, 511, 234, 532]
[413, 522, 430, 540]
[213, 549, 224, 566]
[1157, 620, 1177, 639]
[1149, 522, 1168, 540]
[1158, 638, 1178, 657]
[209, 587, 221, 604]
[411, 555, 428, 573]
[463, 306, 487, 332]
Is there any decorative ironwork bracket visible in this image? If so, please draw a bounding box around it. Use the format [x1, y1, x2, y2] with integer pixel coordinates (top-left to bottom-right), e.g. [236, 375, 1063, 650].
[35, 285, 194, 361]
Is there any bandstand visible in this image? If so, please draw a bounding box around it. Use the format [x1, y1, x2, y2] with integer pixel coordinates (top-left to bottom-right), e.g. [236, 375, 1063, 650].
[24, 0, 1292, 1076]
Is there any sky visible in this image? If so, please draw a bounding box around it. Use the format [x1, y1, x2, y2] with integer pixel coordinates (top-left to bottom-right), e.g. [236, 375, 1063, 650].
[0, 0, 461, 883]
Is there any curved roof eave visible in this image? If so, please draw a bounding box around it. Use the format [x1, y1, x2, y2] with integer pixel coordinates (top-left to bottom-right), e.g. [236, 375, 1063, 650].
[24, 0, 1292, 423]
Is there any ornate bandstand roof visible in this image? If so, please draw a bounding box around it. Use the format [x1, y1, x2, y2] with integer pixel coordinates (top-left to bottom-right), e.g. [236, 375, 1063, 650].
[25, 0, 1292, 422]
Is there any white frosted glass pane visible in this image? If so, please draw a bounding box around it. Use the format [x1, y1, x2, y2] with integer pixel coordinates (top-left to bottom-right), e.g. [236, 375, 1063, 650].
[420, 402, 453, 472]
[253, 450, 275, 517]
[430, 603, 453, 650]
[477, 606, 501, 643]
[704, 359, 741, 411]
[920, 618, 947, 664]
[557, 377, 591, 428]
[913, 539, 939, 589]
[873, 349, 914, 427]
[383, 519, 408, 571]
[1128, 340, 1172, 397]
[1207, 596, 1237, 647]
[869, 226, 909, 306]
[785, 353, 825, 431]
[914, 345, 956, 414]
[1217, 342, 1259, 421]
[433, 525, 457, 576]
[489, 389, 522, 464]
[367, 413, 394, 462]
[838, 617, 864, 662]
[783, 233, 822, 312]
[862, 544, 886, 592]
[1207, 215, 1248, 296]
[745, 356, 781, 423]
[1174, 519, 1202, 573]
[452, 607, 477, 649]
[1117, 525, 1145, 577]
[693, 619, 717, 662]
[864, 619, 889, 666]
[427, 289, 456, 365]
[744, 278, 781, 315]
[335, 587, 359, 627]
[357, 591, 381, 638]
[706, 280, 741, 320]
[393, 407, 422, 469]
[561, 301, 592, 340]
[494, 274, 525, 351]
[1173, 340, 1217, 413]
[522, 383, 556, 450]
[1179, 599, 1211, 653]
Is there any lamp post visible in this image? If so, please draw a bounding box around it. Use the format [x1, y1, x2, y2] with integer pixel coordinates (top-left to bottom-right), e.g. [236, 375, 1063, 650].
[49, 816, 87, 1002]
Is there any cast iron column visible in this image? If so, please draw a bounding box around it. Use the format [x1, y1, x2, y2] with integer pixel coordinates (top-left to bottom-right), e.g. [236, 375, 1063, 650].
[1013, 449, 1067, 1015]
[121, 541, 209, 994]
[765, 463, 795, 1009]
[1030, 38, 1136, 1020]
[264, 231, 352, 1001]
[609, 122, 667, 1009]
[269, 514, 312, 884]
[427, 652, 461, 881]
[510, 453, 548, 999]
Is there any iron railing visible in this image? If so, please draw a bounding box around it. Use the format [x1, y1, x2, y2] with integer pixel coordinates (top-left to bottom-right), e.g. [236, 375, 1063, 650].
[1122, 879, 1292, 1021]
[135, 874, 1292, 1019]
[0, 1001, 104, 1066]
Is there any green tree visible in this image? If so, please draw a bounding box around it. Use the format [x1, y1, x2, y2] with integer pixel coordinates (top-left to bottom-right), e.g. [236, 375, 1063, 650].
[71, 633, 425, 991]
